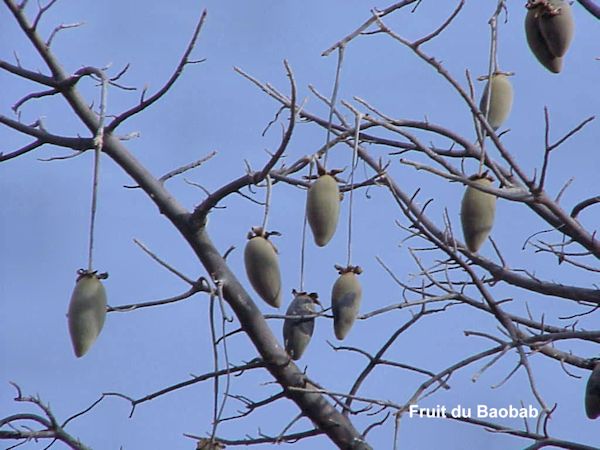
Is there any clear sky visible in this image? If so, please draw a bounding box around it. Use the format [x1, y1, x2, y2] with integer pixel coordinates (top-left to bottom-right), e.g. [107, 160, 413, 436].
[1, 1, 599, 449]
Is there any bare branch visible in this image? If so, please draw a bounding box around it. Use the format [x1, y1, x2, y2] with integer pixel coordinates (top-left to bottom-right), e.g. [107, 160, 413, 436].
[106, 10, 208, 132]
[46, 21, 84, 47]
[0, 115, 94, 152]
[159, 151, 217, 183]
[0, 59, 56, 86]
[571, 195, 600, 219]
[105, 360, 264, 417]
[322, 0, 418, 56]
[576, 0, 600, 19]
[0, 139, 43, 161]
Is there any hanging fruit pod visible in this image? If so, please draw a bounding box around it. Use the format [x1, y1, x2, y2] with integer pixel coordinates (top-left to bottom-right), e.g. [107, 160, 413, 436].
[244, 227, 282, 308]
[67, 269, 108, 357]
[460, 173, 497, 253]
[525, 0, 574, 73]
[585, 362, 600, 419]
[331, 265, 363, 340]
[283, 290, 320, 360]
[306, 165, 342, 247]
[479, 72, 514, 131]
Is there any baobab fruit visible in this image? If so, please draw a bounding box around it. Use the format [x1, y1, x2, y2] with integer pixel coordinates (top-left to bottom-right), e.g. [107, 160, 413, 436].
[244, 227, 282, 308]
[479, 73, 513, 131]
[283, 290, 320, 360]
[460, 173, 496, 253]
[331, 265, 363, 340]
[525, 7, 563, 73]
[67, 270, 107, 358]
[525, 0, 574, 73]
[585, 362, 600, 419]
[307, 172, 340, 247]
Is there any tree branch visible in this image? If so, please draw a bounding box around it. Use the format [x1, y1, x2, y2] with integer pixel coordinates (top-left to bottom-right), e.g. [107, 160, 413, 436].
[106, 9, 208, 132]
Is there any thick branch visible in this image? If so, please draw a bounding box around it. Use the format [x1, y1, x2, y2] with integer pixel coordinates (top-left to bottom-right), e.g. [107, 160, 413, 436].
[577, 0, 600, 19]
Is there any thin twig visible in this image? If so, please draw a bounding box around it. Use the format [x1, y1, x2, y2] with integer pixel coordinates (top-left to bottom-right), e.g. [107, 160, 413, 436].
[323, 46, 345, 169]
[106, 10, 208, 132]
[133, 238, 196, 285]
[159, 151, 217, 183]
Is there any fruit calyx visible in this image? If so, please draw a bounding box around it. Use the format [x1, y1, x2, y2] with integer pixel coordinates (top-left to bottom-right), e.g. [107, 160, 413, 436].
[75, 268, 108, 282]
[526, 0, 564, 17]
[291, 288, 321, 306]
[246, 226, 281, 241]
[334, 264, 363, 275]
[468, 171, 495, 183]
[305, 161, 344, 182]
[477, 70, 514, 81]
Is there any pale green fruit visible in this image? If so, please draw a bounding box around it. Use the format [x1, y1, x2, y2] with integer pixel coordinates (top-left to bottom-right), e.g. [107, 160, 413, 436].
[525, 1, 572, 73]
[585, 363, 600, 419]
[283, 292, 318, 360]
[539, 0, 574, 58]
[307, 174, 340, 247]
[480, 74, 513, 131]
[67, 272, 107, 357]
[244, 234, 282, 308]
[460, 176, 496, 252]
[332, 271, 362, 340]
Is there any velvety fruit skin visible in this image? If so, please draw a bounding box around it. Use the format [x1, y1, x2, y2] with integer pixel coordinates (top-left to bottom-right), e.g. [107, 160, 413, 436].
[539, 0, 574, 57]
[525, 0, 573, 73]
[244, 236, 282, 308]
[283, 294, 316, 360]
[331, 272, 362, 340]
[307, 175, 340, 247]
[585, 363, 600, 419]
[480, 74, 513, 131]
[67, 275, 107, 357]
[525, 7, 562, 73]
[460, 177, 496, 252]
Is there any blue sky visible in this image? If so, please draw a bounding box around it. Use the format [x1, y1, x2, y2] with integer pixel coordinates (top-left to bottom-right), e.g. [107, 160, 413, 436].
[1, 1, 599, 449]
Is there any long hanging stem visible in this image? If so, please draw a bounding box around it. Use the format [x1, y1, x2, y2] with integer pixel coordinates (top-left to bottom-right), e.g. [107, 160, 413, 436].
[209, 294, 220, 441]
[87, 72, 108, 272]
[323, 45, 345, 169]
[299, 158, 315, 291]
[479, 1, 503, 175]
[346, 113, 361, 267]
[261, 174, 272, 231]
[214, 282, 232, 438]
[87, 146, 101, 272]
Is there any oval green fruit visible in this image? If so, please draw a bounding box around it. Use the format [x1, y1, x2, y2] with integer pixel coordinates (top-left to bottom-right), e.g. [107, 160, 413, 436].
[525, 5, 562, 73]
[539, 0, 574, 58]
[331, 271, 362, 340]
[585, 363, 600, 419]
[480, 73, 514, 131]
[307, 174, 340, 247]
[283, 292, 319, 360]
[460, 175, 496, 253]
[67, 271, 107, 358]
[244, 234, 282, 308]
